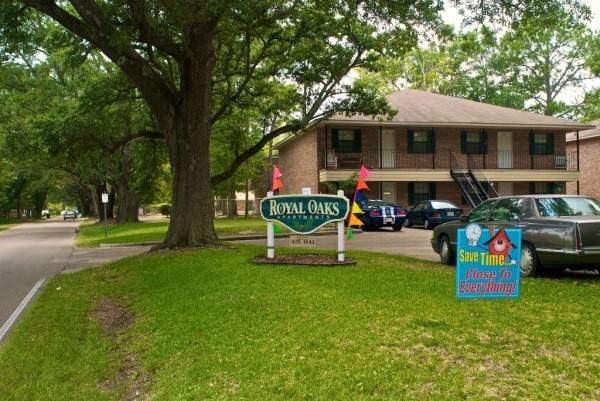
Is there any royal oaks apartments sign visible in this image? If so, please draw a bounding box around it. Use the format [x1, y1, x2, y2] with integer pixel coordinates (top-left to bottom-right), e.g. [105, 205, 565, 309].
[260, 194, 349, 234]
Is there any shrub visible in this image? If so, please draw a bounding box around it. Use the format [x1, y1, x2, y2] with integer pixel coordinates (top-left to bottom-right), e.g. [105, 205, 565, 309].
[159, 204, 171, 216]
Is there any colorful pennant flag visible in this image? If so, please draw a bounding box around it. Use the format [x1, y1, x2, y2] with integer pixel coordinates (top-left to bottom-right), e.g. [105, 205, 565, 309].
[359, 165, 372, 179]
[348, 214, 363, 227]
[356, 177, 369, 191]
[272, 165, 283, 192]
[273, 225, 282, 233]
[347, 228, 353, 240]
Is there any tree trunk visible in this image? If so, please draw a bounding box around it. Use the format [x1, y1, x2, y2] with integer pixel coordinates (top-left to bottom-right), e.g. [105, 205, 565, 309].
[114, 145, 140, 223]
[158, 27, 218, 248]
[115, 185, 140, 223]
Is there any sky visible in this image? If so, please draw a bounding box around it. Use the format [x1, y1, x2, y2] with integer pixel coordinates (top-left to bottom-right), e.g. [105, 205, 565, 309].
[443, 0, 600, 30]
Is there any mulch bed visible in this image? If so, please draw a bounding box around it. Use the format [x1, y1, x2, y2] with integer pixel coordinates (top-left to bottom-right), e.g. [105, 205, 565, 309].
[252, 254, 357, 266]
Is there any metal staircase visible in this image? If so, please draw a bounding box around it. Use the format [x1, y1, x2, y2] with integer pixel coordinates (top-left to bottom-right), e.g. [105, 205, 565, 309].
[450, 155, 497, 208]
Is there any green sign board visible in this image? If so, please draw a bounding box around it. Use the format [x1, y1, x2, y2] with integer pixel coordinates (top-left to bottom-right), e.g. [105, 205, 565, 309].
[260, 194, 349, 234]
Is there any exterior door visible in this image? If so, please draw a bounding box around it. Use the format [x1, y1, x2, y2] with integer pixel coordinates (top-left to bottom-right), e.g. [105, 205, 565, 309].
[498, 182, 513, 197]
[381, 182, 396, 203]
[498, 132, 513, 168]
[380, 130, 396, 168]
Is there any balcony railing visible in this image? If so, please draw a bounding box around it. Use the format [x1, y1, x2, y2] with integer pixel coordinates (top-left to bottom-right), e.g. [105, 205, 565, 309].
[321, 148, 577, 171]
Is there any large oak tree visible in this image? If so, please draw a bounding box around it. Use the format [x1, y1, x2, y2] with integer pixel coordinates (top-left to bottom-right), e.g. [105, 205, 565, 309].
[4, 0, 442, 248]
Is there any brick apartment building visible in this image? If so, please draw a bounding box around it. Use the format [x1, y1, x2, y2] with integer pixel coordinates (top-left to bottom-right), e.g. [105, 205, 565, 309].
[566, 120, 600, 198]
[272, 90, 594, 210]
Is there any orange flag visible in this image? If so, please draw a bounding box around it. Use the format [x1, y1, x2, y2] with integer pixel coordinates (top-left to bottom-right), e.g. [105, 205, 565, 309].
[348, 214, 363, 226]
[356, 177, 369, 191]
[272, 166, 283, 192]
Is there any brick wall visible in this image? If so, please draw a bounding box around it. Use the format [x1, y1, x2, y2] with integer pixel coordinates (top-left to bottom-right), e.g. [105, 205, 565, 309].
[567, 137, 600, 198]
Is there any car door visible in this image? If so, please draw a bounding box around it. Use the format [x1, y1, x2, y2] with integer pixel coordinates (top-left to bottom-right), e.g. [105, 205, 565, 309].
[411, 202, 425, 225]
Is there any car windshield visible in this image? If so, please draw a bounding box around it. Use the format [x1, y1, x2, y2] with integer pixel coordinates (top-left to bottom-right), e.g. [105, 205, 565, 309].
[430, 201, 458, 209]
[467, 199, 496, 222]
[535, 197, 600, 216]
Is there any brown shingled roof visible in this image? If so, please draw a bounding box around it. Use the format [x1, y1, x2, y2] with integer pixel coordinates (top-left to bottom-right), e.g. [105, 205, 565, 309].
[566, 119, 600, 141]
[328, 89, 594, 131]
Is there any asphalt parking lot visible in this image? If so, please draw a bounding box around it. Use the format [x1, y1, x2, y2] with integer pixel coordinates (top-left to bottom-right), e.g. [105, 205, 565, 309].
[233, 226, 440, 262]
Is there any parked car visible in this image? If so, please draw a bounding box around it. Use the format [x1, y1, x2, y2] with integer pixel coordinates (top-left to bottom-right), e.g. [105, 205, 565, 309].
[41, 210, 51, 219]
[431, 195, 600, 277]
[63, 210, 78, 220]
[404, 200, 463, 230]
[353, 199, 406, 231]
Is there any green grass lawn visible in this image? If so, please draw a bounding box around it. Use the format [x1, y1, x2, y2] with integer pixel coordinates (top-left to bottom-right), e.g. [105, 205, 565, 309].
[0, 220, 598, 400]
[75, 216, 289, 247]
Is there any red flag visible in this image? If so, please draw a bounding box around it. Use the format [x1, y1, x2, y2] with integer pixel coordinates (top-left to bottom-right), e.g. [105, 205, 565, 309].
[272, 166, 283, 192]
[356, 177, 369, 191]
[359, 165, 372, 179]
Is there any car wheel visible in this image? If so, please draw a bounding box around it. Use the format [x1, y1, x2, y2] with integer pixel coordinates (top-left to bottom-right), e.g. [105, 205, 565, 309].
[423, 218, 432, 230]
[404, 219, 411, 228]
[439, 235, 455, 265]
[520, 242, 540, 277]
[392, 225, 402, 231]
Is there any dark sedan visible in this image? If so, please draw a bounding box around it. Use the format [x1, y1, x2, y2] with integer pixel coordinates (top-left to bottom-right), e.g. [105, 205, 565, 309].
[431, 195, 600, 277]
[404, 200, 463, 230]
[63, 210, 78, 220]
[354, 199, 406, 231]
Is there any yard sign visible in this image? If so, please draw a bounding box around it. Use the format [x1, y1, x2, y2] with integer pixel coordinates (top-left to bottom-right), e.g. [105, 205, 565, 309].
[260, 190, 349, 261]
[456, 224, 521, 299]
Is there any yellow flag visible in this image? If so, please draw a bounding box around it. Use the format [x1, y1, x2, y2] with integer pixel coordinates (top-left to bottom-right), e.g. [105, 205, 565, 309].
[352, 202, 363, 214]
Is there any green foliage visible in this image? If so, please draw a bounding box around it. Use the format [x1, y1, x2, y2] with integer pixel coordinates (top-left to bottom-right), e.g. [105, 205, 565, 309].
[159, 204, 171, 216]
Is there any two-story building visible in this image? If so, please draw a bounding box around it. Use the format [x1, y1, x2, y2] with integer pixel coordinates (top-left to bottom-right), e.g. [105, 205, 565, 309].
[273, 89, 594, 209]
[566, 120, 600, 198]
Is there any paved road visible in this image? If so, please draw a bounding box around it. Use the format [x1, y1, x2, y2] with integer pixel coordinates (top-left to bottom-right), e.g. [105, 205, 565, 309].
[232, 226, 440, 262]
[0, 219, 151, 342]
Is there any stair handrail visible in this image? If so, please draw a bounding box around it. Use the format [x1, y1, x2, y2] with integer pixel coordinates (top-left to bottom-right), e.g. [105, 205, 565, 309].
[450, 154, 485, 207]
[468, 158, 499, 198]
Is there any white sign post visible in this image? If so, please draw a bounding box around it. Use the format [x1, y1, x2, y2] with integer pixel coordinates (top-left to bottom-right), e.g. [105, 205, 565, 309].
[102, 191, 109, 238]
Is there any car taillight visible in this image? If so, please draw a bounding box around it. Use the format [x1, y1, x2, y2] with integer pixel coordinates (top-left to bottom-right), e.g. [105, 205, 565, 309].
[395, 208, 405, 216]
[370, 209, 381, 216]
[433, 211, 440, 217]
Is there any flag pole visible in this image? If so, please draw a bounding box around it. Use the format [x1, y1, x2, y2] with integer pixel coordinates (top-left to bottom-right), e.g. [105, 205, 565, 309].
[266, 191, 275, 259]
[338, 190, 345, 261]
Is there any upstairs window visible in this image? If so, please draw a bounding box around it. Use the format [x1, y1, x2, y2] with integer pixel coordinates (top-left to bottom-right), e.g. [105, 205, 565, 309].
[408, 130, 435, 154]
[332, 129, 361, 153]
[461, 131, 487, 154]
[529, 132, 554, 155]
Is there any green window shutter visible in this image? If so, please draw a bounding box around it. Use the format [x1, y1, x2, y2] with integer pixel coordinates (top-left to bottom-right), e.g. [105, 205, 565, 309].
[430, 183, 436, 199]
[529, 131, 534, 155]
[529, 182, 535, 194]
[429, 130, 436, 153]
[408, 183, 415, 205]
[548, 133, 554, 154]
[482, 130, 488, 154]
[354, 129, 362, 152]
[332, 129, 339, 150]
[460, 131, 467, 154]
[407, 130, 414, 153]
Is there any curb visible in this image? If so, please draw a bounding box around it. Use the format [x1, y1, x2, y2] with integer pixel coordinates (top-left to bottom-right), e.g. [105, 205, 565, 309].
[98, 229, 363, 248]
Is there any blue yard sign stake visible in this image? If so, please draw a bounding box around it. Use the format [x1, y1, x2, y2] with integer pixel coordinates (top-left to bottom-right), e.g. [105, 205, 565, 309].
[456, 224, 522, 299]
